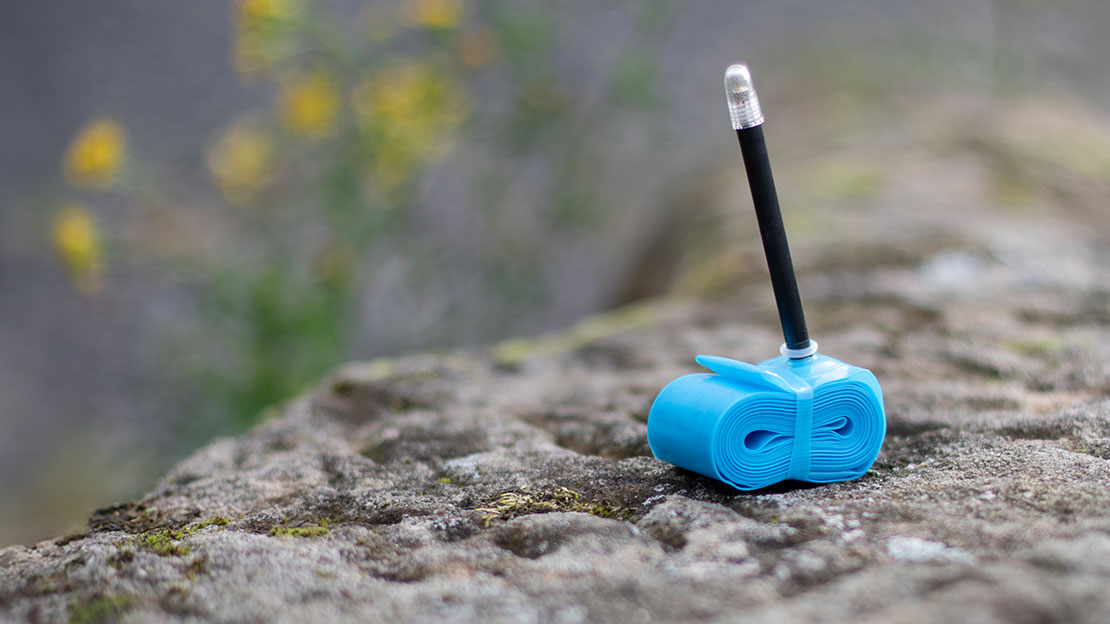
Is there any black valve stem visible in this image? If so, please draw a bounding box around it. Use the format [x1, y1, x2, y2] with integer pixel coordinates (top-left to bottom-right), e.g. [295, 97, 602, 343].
[725, 64, 814, 358]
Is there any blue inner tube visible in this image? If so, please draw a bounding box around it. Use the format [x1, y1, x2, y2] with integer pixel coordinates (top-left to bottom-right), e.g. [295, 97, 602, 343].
[647, 353, 885, 491]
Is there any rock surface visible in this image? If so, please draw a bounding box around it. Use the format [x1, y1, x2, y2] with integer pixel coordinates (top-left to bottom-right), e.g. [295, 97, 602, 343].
[2, 94, 1110, 623]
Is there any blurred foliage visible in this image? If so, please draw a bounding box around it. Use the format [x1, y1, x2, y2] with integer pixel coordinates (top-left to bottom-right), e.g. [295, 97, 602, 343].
[51, 0, 672, 435]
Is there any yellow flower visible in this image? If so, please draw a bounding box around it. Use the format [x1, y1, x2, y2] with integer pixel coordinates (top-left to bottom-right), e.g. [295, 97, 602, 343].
[403, 0, 466, 29]
[63, 119, 126, 190]
[207, 117, 276, 203]
[52, 204, 105, 295]
[353, 61, 468, 191]
[237, 0, 300, 27]
[278, 71, 340, 138]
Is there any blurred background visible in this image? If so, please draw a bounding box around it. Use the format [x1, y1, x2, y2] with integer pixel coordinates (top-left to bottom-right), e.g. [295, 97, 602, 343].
[2, 0, 1110, 547]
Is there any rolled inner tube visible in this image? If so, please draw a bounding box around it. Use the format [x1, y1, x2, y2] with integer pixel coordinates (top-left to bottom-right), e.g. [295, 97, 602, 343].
[647, 353, 885, 491]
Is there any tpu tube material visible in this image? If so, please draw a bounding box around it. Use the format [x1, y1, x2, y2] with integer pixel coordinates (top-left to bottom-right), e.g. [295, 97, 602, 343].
[647, 353, 885, 491]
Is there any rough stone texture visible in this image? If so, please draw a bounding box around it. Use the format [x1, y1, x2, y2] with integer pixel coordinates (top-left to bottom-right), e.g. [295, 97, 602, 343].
[2, 94, 1109, 623]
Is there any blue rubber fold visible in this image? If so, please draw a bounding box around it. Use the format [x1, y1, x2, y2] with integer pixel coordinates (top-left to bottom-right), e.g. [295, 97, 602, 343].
[647, 353, 885, 491]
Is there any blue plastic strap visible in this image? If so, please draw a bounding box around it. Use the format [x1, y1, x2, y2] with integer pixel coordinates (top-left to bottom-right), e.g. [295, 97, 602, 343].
[757, 365, 814, 481]
[788, 380, 814, 480]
